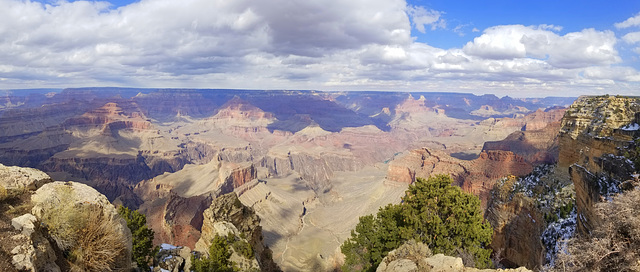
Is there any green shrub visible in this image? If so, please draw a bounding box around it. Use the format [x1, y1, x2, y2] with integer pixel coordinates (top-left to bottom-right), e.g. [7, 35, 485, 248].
[232, 239, 254, 260]
[191, 234, 237, 272]
[117, 206, 158, 271]
[341, 175, 493, 271]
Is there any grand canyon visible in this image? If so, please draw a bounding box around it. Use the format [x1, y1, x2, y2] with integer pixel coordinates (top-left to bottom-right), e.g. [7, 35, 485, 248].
[0, 88, 582, 271]
[5, 1, 640, 271]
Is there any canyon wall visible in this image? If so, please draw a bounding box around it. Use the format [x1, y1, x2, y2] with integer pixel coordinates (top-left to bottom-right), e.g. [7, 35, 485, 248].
[557, 96, 639, 234]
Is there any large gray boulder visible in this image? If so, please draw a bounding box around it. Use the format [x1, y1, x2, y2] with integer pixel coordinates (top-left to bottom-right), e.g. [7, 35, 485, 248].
[0, 163, 52, 191]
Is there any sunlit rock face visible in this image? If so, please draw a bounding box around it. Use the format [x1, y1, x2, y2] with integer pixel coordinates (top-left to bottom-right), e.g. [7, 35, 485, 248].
[557, 96, 640, 234]
[385, 148, 532, 207]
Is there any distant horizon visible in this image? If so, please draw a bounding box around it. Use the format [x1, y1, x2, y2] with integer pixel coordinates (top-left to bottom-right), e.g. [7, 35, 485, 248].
[0, 86, 586, 99]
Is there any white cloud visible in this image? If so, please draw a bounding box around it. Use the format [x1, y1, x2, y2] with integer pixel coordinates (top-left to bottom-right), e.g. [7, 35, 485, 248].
[463, 25, 619, 69]
[0, 0, 638, 97]
[623, 32, 640, 44]
[406, 5, 445, 33]
[615, 13, 640, 29]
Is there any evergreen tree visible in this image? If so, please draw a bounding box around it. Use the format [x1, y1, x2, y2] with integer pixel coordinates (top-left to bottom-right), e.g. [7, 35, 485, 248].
[117, 206, 159, 271]
[191, 234, 236, 272]
[341, 175, 493, 271]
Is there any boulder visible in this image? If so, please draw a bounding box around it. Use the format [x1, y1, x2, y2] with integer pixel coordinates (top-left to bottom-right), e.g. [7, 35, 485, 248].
[10, 218, 59, 272]
[424, 254, 465, 272]
[153, 244, 193, 272]
[31, 181, 133, 270]
[376, 240, 532, 272]
[0, 163, 52, 191]
[11, 213, 37, 236]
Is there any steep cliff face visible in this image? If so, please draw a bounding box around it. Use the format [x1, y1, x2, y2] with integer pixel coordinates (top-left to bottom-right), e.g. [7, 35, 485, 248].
[485, 194, 545, 268]
[386, 148, 532, 206]
[195, 192, 279, 271]
[482, 109, 565, 165]
[558, 96, 637, 169]
[557, 96, 640, 234]
[261, 152, 359, 193]
[134, 159, 259, 248]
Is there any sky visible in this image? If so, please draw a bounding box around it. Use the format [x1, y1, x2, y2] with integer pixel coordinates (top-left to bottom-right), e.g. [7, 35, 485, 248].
[2, 0, 640, 97]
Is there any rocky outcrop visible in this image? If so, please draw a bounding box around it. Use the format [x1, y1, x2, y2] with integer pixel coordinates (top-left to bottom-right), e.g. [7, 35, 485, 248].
[153, 244, 192, 272]
[195, 192, 280, 271]
[376, 240, 532, 272]
[0, 163, 52, 191]
[213, 96, 276, 121]
[30, 181, 133, 270]
[557, 96, 637, 169]
[196, 221, 261, 271]
[62, 102, 152, 132]
[10, 214, 59, 272]
[557, 96, 640, 234]
[485, 194, 545, 269]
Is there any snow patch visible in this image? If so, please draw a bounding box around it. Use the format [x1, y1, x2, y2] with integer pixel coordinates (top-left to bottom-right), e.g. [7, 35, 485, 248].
[160, 243, 179, 251]
[622, 123, 640, 131]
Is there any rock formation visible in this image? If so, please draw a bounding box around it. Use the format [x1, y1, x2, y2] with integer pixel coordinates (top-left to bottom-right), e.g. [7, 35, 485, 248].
[0, 163, 52, 191]
[2, 166, 57, 272]
[485, 194, 545, 269]
[376, 240, 532, 272]
[10, 214, 59, 272]
[482, 109, 565, 164]
[153, 244, 193, 272]
[195, 192, 280, 271]
[385, 148, 532, 206]
[557, 96, 639, 234]
[30, 181, 133, 270]
[3, 168, 133, 272]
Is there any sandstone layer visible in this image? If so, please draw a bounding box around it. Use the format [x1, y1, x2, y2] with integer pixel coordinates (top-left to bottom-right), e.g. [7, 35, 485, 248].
[557, 96, 639, 234]
[385, 148, 532, 207]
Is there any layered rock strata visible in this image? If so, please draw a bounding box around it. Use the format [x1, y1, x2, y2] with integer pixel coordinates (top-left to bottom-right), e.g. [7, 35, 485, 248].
[386, 148, 532, 206]
[557, 96, 639, 234]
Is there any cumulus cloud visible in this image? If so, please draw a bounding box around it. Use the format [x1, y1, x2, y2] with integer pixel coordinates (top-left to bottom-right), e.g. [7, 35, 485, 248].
[406, 5, 446, 33]
[0, 0, 638, 97]
[463, 25, 619, 68]
[623, 32, 640, 44]
[615, 13, 640, 29]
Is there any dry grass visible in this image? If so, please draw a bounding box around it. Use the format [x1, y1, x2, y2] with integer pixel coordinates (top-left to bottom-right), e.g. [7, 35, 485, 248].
[41, 186, 128, 272]
[68, 205, 128, 272]
[0, 185, 7, 202]
[554, 189, 640, 271]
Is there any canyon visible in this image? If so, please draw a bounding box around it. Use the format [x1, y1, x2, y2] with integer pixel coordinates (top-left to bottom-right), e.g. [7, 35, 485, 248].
[0, 88, 575, 271]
